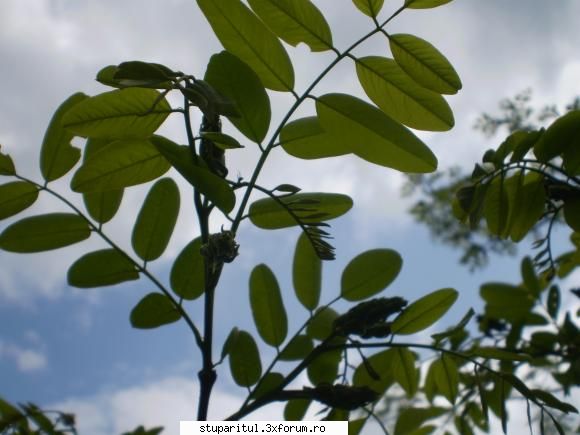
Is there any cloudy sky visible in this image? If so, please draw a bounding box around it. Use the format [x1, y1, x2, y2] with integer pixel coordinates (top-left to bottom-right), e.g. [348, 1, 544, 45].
[1, 0, 579, 433]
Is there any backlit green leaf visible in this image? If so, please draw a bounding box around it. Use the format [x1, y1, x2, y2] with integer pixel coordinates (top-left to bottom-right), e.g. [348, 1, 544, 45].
[470, 347, 530, 362]
[284, 399, 311, 421]
[316, 93, 437, 172]
[82, 138, 124, 224]
[200, 132, 243, 150]
[196, 0, 294, 91]
[392, 288, 458, 335]
[293, 232, 322, 310]
[249, 264, 288, 347]
[151, 136, 235, 214]
[532, 389, 578, 414]
[279, 116, 350, 160]
[307, 306, 338, 340]
[130, 292, 181, 329]
[0, 182, 39, 220]
[341, 249, 402, 301]
[62, 88, 171, 139]
[483, 176, 509, 237]
[356, 56, 454, 131]
[0, 213, 91, 253]
[68, 249, 139, 288]
[547, 285, 560, 319]
[480, 283, 534, 321]
[508, 172, 545, 242]
[405, 0, 453, 9]
[132, 178, 180, 262]
[432, 355, 458, 404]
[353, 349, 395, 394]
[392, 348, 418, 397]
[248, 0, 332, 52]
[229, 329, 262, 387]
[40, 92, 88, 182]
[170, 238, 205, 300]
[307, 345, 341, 385]
[352, 0, 384, 17]
[563, 196, 580, 232]
[71, 139, 170, 193]
[204, 51, 270, 143]
[521, 256, 541, 296]
[251, 372, 284, 400]
[431, 308, 475, 342]
[249, 192, 352, 229]
[279, 334, 314, 361]
[394, 407, 447, 435]
[389, 34, 461, 95]
[0, 146, 15, 175]
[534, 111, 580, 164]
[348, 419, 366, 435]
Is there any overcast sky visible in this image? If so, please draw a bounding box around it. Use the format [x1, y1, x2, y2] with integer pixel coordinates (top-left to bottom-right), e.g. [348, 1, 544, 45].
[1, 0, 580, 433]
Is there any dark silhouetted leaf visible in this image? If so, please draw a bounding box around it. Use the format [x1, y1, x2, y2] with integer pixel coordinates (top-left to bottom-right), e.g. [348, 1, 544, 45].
[170, 237, 205, 300]
[0, 146, 15, 175]
[284, 399, 311, 421]
[279, 334, 314, 361]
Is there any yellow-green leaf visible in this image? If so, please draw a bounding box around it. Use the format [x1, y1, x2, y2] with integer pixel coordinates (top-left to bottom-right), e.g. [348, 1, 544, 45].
[431, 355, 458, 404]
[356, 56, 454, 131]
[68, 249, 139, 288]
[293, 232, 322, 310]
[62, 88, 171, 139]
[0, 182, 39, 220]
[130, 292, 181, 329]
[389, 34, 461, 95]
[353, 348, 395, 394]
[170, 238, 205, 300]
[132, 178, 180, 262]
[249, 264, 288, 347]
[508, 172, 545, 242]
[40, 92, 88, 182]
[352, 0, 384, 17]
[200, 132, 243, 150]
[316, 93, 437, 172]
[307, 306, 339, 340]
[392, 348, 418, 397]
[0, 213, 91, 253]
[196, 0, 294, 91]
[279, 335, 314, 361]
[248, 0, 332, 52]
[405, 0, 453, 9]
[228, 329, 262, 387]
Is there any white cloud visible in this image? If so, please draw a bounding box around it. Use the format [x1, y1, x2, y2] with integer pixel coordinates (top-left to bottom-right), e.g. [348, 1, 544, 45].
[0, 339, 47, 372]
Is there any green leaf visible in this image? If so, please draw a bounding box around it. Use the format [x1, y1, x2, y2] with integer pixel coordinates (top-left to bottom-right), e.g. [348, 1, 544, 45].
[483, 176, 509, 237]
[389, 34, 461, 95]
[563, 196, 580, 232]
[182, 80, 240, 118]
[0, 146, 16, 175]
[521, 256, 541, 296]
[248, 0, 332, 52]
[307, 306, 339, 340]
[293, 232, 322, 310]
[392, 288, 458, 335]
[352, 0, 384, 17]
[62, 88, 171, 139]
[228, 329, 262, 387]
[204, 51, 271, 143]
[405, 0, 453, 9]
[284, 399, 311, 421]
[432, 355, 459, 404]
[480, 283, 534, 321]
[279, 334, 314, 361]
[531, 389, 578, 414]
[547, 285, 560, 319]
[71, 139, 170, 192]
[353, 349, 395, 394]
[0, 213, 91, 253]
[356, 56, 454, 131]
[132, 178, 180, 262]
[431, 308, 475, 342]
[348, 419, 366, 435]
[200, 132, 243, 150]
[113, 61, 176, 88]
[251, 372, 284, 400]
[68, 249, 139, 288]
[130, 293, 181, 329]
[249, 264, 288, 347]
[279, 116, 351, 160]
[341, 249, 402, 301]
[170, 238, 205, 300]
[0, 182, 39, 220]
[307, 345, 341, 385]
[151, 136, 235, 214]
[40, 92, 88, 182]
[249, 192, 353, 229]
[534, 111, 580, 164]
[394, 407, 447, 435]
[392, 348, 418, 397]
[82, 138, 124, 223]
[196, 0, 294, 91]
[316, 93, 437, 172]
[508, 172, 545, 242]
[469, 347, 530, 362]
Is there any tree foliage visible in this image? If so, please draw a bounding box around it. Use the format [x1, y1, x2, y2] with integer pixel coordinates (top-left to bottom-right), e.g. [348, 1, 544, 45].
[0, 1, 578, 434]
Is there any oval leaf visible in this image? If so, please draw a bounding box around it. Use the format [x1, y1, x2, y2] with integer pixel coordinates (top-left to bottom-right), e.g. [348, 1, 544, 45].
[204, 51, 271, 143]
[62, 88, 171, 139]
[0, 146, 16, 175]
[248, 0, 333, 52]
[353, 348, 395, 394]
[132, 178, 180, 262]
[284, 399, 311, 421]
[130, 292, 181, 329]
[392, 348, 419, 397]
[293, 232, 322, 310]
[249, 264, 288, 347]
[249, 192, 352, 229]
[0, 181, 39, 220]
[389, 33, 461, 95]
[352, 0, 384, 17]
[392, 288, 458, 335]
[71, 139, 170, 193]
[68, 249, 139, 288]
[307, 346, 341, 385]
[196, 0, 294, 91]
[279, 334, 314, 361]
[170, 238, 205, 300]
[151, 135, 235, 214]
[280, 116, 351, 160]
[431, 355, 459, 404]
[405, 0, 453, 8]
[200, 132, 243, 150]
[229, 329, 262, 387]
[0, 213, 91, 253]
[469, 347, 530, 362]
[316, 93, 437, 172]
[40, 92, 88, 182]
[341, 249, 402, 301]
[356, 56, 454, 131]
[307, 306, 339, 340]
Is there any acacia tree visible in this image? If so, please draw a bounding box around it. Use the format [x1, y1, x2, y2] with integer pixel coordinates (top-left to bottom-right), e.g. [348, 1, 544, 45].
[0, 0, 577, 434]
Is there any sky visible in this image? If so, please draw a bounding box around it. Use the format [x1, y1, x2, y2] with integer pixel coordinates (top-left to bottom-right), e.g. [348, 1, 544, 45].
[1, 0, 579, 434]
